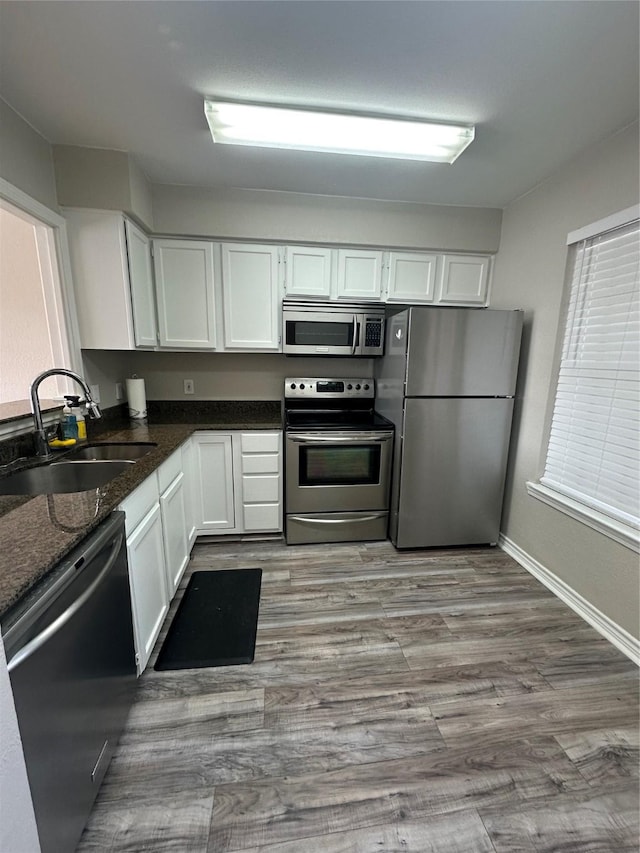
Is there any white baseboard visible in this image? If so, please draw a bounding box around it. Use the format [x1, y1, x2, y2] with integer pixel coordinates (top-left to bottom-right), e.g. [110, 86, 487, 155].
[499, 534, 639, 666]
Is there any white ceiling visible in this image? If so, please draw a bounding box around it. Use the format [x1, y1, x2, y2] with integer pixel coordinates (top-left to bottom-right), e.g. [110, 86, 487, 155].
[0, 1, 638, 208]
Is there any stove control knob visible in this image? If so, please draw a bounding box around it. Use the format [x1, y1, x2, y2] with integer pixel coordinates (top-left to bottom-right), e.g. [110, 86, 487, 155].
[347, 383, 353, 390]
[363, 383, 370, 390]
[299, 383, 305, 390]
[290, 383, 296, 390]
[355, 384, 361, 390]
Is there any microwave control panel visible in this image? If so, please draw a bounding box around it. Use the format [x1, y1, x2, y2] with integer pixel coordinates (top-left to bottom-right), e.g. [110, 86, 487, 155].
[363, 317, 383, 349]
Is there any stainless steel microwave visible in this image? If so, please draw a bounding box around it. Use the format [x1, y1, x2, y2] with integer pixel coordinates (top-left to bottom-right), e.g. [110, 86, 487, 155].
[282, 301, 385, 357]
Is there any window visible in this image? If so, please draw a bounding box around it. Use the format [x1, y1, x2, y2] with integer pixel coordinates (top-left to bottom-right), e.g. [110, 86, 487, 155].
[0, 178, 81, 436]
[528, 206, 639, 552]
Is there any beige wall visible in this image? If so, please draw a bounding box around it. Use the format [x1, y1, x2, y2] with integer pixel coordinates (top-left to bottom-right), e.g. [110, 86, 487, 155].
[53, 145, 153, 230]
[84, 349, 374, 405]
[0, 98, 58, 210]
[152, 185, 502, 252]
[491, 121, 640, 639]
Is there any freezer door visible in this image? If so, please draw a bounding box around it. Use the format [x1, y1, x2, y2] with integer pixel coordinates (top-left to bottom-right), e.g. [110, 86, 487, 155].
[394, 397, 515, 548]
[405, 307, 522, 397]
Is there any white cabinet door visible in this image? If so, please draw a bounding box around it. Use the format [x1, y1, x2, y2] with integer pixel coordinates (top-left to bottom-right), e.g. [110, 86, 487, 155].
[336, 249, 383, 300]
[124, 219, 157, 347]
[193, 432, 235, 531]
[153, 239, 217, 348]
[221, 244, 281, 350]
[386, 251, 438, 303]
[160, 472, 189, 597]
[438, 255, 490, 305]
[181, 437, 197, 548]
[66, 209, 156, 350]
[126, 503, 169, 674]
[284, 246, 334, 298]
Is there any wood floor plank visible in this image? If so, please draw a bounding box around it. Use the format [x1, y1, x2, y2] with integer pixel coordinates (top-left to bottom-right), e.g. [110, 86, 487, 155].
[207, 737, 589, 852]
[230, 808, 495, 853]
[77, 537, 638, 853]
[430, 678, 639, 748]
[554, 728, 640, 787]
[77, 790, 215, 852]
[479, 788, 640, 852]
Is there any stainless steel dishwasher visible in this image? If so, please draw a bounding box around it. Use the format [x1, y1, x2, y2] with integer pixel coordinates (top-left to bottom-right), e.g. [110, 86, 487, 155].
[2, 511, 136, 853]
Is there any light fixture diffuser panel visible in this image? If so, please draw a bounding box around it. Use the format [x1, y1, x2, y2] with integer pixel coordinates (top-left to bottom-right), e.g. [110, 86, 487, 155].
[204, 100, 474, 163]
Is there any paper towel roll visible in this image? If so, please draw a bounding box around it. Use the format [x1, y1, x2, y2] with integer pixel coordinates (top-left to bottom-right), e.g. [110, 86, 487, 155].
[126, 376, 147, 419]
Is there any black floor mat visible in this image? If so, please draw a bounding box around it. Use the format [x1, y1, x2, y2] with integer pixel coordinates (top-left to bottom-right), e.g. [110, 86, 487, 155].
[154, 568, 262, 670]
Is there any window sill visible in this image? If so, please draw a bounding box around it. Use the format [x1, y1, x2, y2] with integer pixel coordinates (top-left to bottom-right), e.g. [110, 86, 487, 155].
[0, 400, 62, 440]
[526, 481, 639, 554]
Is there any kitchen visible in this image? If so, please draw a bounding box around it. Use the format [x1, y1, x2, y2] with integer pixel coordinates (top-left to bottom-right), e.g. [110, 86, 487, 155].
[0, 2, 639, 851]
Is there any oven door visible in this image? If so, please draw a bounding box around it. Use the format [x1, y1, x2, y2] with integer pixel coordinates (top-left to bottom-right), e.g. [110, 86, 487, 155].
[285, 430, 393, 513]
[283, 311, 360, 356]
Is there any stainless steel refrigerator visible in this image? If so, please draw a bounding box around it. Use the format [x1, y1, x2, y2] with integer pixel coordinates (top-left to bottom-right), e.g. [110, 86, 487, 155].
[375, 307, 523, 549]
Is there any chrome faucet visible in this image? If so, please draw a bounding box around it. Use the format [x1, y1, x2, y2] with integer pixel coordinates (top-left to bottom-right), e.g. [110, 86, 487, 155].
[30, 368, 102, 458]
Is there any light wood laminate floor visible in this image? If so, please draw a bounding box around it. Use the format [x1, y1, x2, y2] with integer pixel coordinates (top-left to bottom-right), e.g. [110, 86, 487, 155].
[77, 539, 639, 853]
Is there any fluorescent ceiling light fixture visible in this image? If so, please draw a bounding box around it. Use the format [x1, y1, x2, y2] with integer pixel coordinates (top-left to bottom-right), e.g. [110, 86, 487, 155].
[204, 100, 474, 163]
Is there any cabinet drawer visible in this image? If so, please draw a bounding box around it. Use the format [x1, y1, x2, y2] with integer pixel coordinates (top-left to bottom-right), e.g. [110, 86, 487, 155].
[120, 472, 159, 535]
[243, 503, 280, 531]
[240, 432, 280, 453]
[157, 448, 182, 493]
[241, 453, 280, 474]
[242, 474, 280, 503]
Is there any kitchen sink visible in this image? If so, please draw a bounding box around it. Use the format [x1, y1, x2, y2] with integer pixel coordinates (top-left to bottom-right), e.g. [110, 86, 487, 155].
[65, 442, 157, 462]
[0, 460, 134, 495]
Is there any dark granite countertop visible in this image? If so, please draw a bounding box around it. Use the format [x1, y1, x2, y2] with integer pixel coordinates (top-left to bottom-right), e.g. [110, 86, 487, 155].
[0, 402, 281, 625]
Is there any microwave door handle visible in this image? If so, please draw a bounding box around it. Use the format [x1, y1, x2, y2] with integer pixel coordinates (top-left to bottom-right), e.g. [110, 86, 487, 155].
[352, 316, 358, 355]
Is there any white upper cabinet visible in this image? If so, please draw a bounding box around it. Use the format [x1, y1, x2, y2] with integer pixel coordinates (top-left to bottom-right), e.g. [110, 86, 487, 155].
[385, 251, 438, 303]
[336, 249, 384, 300]
[283, 245, 334, 299]
[153, 239, 217, 348]
[65, 209, 157, 350]
[221, 243, 281, 350]
[124, 219, 157, 347]
[438, 254, 491, 306]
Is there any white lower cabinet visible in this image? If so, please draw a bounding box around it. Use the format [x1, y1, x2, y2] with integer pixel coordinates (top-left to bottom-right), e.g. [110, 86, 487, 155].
[193, 432, 236, 531]
[119, 432, 279, 672]
[193, 430, 282, 535]
[181, 437, 197, 548]
[120, 441, 194, 674]
[120, 475, 169, 674]
[158, 449, 189, 598]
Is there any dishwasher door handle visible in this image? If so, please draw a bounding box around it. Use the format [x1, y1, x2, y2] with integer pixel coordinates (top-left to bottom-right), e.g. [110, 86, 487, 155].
[7, 532, 123, 672]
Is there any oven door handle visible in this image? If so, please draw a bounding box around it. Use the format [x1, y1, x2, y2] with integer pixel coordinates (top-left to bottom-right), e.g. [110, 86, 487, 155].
[289, 513, 387, 525]
[288, 432, 394, 443]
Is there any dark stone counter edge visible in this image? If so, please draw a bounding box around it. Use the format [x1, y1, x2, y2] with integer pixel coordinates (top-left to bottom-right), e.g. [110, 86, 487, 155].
[0, 415, 282, 626]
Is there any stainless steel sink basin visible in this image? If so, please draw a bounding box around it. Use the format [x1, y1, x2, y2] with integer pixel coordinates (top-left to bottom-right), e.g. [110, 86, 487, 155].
[0, 460, 133, 495]
[65, 442, 157, 461]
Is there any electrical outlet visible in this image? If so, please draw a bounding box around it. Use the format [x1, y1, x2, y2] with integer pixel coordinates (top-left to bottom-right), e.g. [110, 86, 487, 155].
[184, 379, 195, 395]
[115, 382, 124, 401]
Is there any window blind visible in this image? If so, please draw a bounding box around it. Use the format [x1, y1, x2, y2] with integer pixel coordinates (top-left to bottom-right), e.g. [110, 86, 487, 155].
[541, 218, 639, 531]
